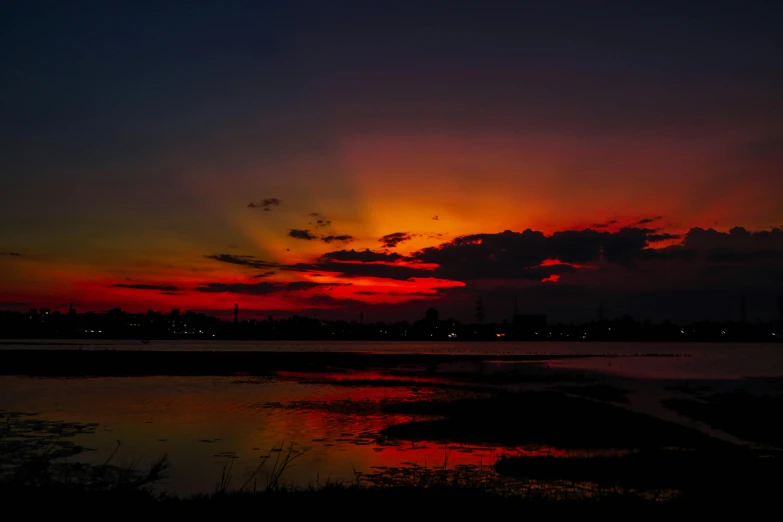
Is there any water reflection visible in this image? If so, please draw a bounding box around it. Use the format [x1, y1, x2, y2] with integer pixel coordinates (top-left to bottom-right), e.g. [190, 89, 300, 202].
[2, 342, 782, 496]
[2, 375, 556, 495]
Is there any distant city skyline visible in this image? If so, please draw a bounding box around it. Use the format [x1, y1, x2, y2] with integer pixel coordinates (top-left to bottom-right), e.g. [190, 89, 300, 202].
[2, 305, 780, 343]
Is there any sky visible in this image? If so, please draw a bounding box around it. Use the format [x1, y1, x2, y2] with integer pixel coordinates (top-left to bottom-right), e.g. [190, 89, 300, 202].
[1, 1, 782, 323]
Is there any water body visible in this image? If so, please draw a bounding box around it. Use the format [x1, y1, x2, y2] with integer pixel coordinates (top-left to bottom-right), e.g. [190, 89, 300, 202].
[3, 340, 782, 379]
[1, 341, 781, 495]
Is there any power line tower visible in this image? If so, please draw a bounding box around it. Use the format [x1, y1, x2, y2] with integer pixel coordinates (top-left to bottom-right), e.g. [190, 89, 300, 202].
[475, 296, 485, 325]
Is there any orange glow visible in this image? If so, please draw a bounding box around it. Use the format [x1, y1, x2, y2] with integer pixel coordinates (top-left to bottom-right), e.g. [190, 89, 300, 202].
[2, 128, 780, 315]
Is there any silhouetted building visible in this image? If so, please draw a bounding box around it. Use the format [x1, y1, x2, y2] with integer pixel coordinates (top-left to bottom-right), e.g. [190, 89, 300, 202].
[0, 302, 780, 342]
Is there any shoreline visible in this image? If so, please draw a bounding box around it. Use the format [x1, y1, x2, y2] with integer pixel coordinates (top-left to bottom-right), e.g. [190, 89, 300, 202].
[1, 338, 780, 344]
[0, 348, 608, 376]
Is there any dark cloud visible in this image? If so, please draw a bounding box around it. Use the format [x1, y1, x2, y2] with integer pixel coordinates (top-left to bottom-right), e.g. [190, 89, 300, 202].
[194, 281, 347, 295]
[413, 227, 668, 279]
[112, 283, 180, 292]
[207, 227, 676, 285]
[290, 229, 317, 240]
[321, 235, 354, 243]
[647, 232, 681, 242]
[321, 249, 403, 263]
[203, 226, 783, 321]
[249, 198, 281, 211]
[206, 252, 412, 279]
[300, 295, 366, 306]
[591, 220, 618, 229]
[433, 215, 439, 220]
[551, 228, 661, 266]
[672, 226, 783, 264]
[159, 291, 182, 295]
[387, 291, 444, 297]
[287, 261, 427, 281]
[198, 225, 783, 323]
[682, 226, 782, 249]
[315, 219, 331, 228]
[309, 212, 321, 217]
[637, 216, 663, 225]
[205, 254, 277, 269]
[288, 230, 353, 242]
[253, 271, 277, 278]
[326, 263, 425, 280]
[414, 229, 547, 274]
[1, 252, 22, 256]
[380, 232, 414, 248]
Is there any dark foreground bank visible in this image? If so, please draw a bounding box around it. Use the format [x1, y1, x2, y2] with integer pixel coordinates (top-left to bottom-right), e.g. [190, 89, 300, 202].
[1, 482, 776, 516]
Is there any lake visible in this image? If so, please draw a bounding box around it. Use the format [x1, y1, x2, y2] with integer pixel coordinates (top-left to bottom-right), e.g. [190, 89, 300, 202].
[1, 341, 781, 496]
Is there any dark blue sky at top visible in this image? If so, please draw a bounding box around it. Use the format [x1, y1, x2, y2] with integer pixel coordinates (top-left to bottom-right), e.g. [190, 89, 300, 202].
[3, 1, 781, 149]
[0, 0, 779, 228]
[1, 0, 782, 231]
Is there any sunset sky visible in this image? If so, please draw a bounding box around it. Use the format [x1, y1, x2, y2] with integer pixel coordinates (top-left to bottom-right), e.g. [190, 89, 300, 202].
[2, 1, 782, 322]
